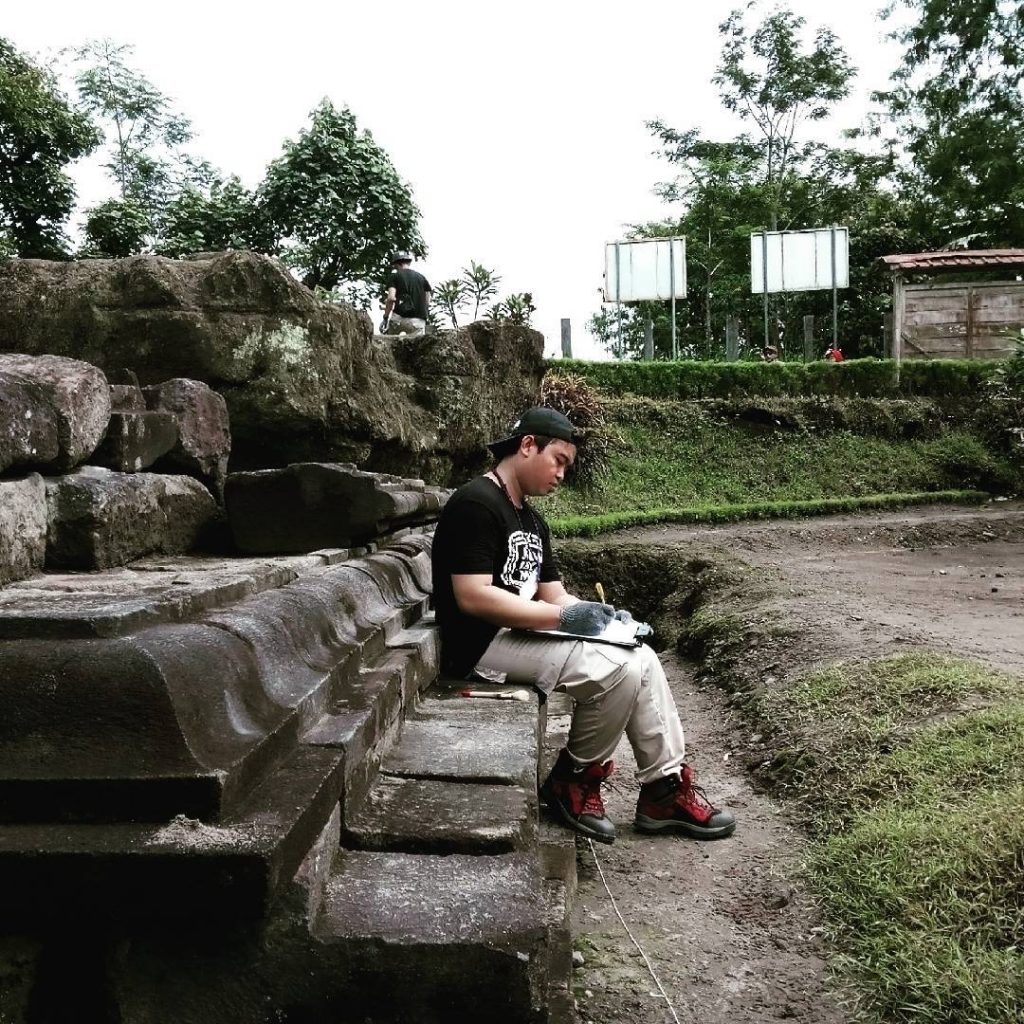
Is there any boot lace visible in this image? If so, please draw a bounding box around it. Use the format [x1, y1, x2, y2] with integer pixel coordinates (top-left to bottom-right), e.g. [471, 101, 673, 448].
[581, 779, 606, 817]
[678, 776, 717, 819]
[577, 760, 613, 817]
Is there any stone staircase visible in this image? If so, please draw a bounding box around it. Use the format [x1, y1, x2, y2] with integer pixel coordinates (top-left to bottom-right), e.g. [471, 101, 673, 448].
[0, 528, 576, 1023]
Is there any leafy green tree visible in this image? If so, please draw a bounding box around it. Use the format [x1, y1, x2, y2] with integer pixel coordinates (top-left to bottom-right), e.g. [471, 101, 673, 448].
[71, 39, 195, 251]
[714, 5, 856, 230]
[645, 131, 766, 354]
[79, 197, 150, 257]
[259, 99, 425, 292]
[588, 306, 653, 360]
[0, 37, 99, 257]
[156, 174, 272, 257]
[601, 4, 922, 360]
[461, 261, 501, 320]
[433, 278, 468, 329]
[871, 0, 1024, 246]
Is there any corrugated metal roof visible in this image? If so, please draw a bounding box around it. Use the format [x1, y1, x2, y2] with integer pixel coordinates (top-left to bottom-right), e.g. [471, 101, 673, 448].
[881, 249, 1024, 271]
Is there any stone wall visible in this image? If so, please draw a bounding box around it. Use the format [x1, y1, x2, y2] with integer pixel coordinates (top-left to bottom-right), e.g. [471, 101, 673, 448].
[0, 353, 226, 584]
[0, 251, 546, 482]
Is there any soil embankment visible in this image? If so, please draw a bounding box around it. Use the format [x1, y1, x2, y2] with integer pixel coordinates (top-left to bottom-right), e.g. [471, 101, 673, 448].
[564, 502, 1024, 1023]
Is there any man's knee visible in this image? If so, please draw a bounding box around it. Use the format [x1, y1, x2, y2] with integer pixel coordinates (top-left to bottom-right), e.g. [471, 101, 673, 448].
[580, 654, 642, 704]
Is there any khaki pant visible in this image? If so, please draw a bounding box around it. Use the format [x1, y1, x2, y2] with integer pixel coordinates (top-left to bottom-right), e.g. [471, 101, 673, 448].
[385, 315, 426, 338]
[475, 631, 686, 783]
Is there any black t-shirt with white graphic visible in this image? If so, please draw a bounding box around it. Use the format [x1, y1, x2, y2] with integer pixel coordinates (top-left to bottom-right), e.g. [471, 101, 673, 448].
[431, 475, 560, 678]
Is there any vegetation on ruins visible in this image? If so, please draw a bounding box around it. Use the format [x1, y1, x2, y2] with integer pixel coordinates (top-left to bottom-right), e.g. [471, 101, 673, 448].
[487, 291, 536, 327]
[0, 41, 426, 301]
[430, 262, 502, 328]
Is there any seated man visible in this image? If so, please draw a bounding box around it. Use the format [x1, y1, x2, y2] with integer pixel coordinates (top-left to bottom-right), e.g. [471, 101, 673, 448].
[430, 407, 735, 844]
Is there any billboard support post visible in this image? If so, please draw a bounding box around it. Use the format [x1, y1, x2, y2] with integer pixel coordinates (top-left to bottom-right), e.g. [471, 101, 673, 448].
[615, 242, 623, 356]
[830, 226, 838, 348]
[669, 241, 677, 360]
[761, 231, 769, 350]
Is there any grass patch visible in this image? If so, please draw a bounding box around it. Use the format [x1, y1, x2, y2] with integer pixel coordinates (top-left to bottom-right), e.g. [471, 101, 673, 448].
[749, 654, 1024, 1024]
[537, 401, 1014, 524]
[547, 490, 988, 538]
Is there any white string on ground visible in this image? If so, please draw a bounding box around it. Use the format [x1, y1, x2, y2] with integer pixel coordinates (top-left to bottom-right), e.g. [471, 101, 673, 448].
[587, 838, 682, 1024]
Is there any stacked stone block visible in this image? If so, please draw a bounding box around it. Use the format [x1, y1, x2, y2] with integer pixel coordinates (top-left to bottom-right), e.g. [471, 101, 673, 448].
[0, 353, 228, 584]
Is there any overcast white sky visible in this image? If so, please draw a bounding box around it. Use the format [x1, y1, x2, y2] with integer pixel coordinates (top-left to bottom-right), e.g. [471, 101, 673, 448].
[7, 1, 901, 359]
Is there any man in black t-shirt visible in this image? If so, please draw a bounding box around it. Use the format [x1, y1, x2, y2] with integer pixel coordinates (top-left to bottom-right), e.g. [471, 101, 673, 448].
[381, 252, 431, 338]
[431, 407, 735, 846]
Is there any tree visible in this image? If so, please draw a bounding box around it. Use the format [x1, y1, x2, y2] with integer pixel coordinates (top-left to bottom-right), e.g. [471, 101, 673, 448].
[645, 130, 766, 354]
[433, 278, 467, 328]
[461, 261, 501, 320]
[871, 0, 1024, 246]
[155, 174, 272, 257]
[714, 5, 856, 229]
[260, 99, 425, 292]
[608, 5, 914, 359]
[71, 39, 196, 251]
[0, 38, 99, 257]
[79, 197, 150, 257]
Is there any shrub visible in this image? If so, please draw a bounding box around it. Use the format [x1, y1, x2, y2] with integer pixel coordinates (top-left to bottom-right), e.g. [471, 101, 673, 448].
[540, 371, 616, 488]
[548, 357, 995, 404]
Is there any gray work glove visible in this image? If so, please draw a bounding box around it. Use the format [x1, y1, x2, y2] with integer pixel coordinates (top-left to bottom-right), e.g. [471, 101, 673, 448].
[613, 606, 653, 637]
[559, 601, 614, 636]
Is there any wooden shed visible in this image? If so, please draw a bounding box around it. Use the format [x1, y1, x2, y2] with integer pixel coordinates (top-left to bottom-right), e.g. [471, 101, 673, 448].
[883, 250, 1024, 362]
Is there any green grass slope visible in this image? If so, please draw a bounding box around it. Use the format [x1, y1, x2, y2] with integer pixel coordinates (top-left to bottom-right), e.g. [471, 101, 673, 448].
[535, 398, 1014, 527]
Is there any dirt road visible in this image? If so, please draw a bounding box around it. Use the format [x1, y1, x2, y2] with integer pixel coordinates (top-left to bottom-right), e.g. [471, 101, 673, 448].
[566, 502, 1024, 1023]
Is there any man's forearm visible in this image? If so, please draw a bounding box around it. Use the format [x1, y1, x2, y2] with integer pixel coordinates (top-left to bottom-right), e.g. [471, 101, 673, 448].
[456, 583, 563, 629]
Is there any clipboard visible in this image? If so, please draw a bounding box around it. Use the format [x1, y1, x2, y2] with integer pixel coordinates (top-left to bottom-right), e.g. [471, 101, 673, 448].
[513, 619, 652, 649]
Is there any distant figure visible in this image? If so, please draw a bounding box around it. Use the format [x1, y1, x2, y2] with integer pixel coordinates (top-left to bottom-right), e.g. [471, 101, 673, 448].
[380, 252, 431, 338]
[761, 344, 779, 363]
[824, 344, 845, 362]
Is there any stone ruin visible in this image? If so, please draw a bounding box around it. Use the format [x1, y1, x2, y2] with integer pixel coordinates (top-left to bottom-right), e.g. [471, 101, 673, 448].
[0, 257, 575, 1023]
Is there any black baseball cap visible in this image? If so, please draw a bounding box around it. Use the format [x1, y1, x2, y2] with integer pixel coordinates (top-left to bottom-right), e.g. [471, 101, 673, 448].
[487, 407, 579, 459]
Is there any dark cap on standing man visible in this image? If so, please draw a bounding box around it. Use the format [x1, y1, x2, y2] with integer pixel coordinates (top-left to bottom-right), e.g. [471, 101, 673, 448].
[487, 407, 579, 460]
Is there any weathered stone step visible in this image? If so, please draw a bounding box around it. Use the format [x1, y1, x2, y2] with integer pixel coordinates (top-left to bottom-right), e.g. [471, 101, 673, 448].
[345, 775, 533, 854]
[311, 850, 554, 1023]
[381, 692, 540, 788]
[0, 741, 343, 926]
[0, 544, 431, 825]
[0, 629, 441, 927]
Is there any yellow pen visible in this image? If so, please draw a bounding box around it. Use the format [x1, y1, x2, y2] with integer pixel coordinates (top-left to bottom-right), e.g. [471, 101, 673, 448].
[595, 583, 606, 604]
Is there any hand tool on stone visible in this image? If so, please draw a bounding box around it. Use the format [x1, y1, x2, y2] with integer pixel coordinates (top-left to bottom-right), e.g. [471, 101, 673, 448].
[459, 688, 531, 702]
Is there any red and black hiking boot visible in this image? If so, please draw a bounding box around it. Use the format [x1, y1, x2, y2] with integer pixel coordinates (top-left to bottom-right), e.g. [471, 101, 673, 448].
[540, 748, 617, 844]
[634, 764, 736, 839]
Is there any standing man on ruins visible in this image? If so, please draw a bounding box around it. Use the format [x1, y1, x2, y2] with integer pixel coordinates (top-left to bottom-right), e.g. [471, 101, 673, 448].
[380, 252, 431, 338]
[431, 407, 736, 845]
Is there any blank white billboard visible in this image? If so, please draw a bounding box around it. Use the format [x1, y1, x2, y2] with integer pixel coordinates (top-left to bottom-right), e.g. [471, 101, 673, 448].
[751, 227, 849, 294]
[604, 237, 687, 303]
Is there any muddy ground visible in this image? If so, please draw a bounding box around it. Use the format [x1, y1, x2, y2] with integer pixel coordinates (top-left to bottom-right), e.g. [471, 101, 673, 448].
[563, 501, 1024, 1024]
